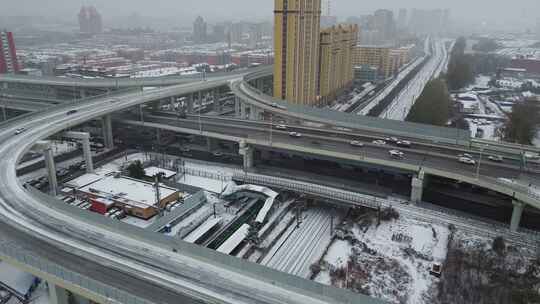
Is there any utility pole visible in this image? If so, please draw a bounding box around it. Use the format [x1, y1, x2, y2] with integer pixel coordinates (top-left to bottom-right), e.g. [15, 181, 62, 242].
[269, 113, 273, 146]
[198, 93, 203, 134]
[1, 105, 6, 122]
[154, 173, 164, 217]
[476, 146, 485, 179]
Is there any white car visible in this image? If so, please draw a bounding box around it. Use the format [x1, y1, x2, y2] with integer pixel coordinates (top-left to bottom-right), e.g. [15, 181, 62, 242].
[372, 140, 386, 145]
[458, 157, 476, 165]
[488, 155, 503, 163]
[288, 132, 302, 138]
[275, 124, 288, 130]
[385, 137, 399, 143]
[349, 140, 364, 147]
[389, 150, 405, 159]
[524, 152, 540, 160]
[14, 128, 26, 135]
[458, 153, 473, 159]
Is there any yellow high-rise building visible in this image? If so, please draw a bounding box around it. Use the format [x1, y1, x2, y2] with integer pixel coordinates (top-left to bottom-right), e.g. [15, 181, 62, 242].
[273, 0, 321, 105]
[318, 24, 358, 104]
[353, 45, 393, 78]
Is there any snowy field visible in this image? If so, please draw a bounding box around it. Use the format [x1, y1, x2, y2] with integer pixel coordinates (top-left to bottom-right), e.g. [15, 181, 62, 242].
[315, 213, 450, 304]
[316, 214, 449, 304]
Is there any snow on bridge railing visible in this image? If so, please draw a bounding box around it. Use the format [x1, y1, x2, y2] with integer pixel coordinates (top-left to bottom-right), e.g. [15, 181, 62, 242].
[232, 172, 383, 209]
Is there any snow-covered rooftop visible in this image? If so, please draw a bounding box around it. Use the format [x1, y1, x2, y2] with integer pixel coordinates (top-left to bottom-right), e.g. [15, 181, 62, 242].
[145, 166, 177, 179]
[78, 175, 178, 208]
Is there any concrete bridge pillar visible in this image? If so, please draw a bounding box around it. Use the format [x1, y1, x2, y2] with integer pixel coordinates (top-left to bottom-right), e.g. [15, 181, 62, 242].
[187, 94, 194, 114]
[79, 88, 87, 99]
[256, 79, 264, 92]
[410, 170, 426, 204]
[64, 132, 94, 174]
[248, 106, 257, 120]
[214, 89, 222, 113]
[198, 91, 203, 110]
[510, 200, 525, 232]
[206, 138, 215, 152]
[102, 114, 114, 150]
[240, 103, 247, 119]
[170, 96, 176, 110]
[81, 137, 94, 174]
[234, 97, 241, 117]
[156, 129, 162, 145]
[239, 141, 254, 170]
[33, 141, 58, 195]
[43, 145, 58, 196]
[1, 82, 8, 90]
[48, 283, 69, 304]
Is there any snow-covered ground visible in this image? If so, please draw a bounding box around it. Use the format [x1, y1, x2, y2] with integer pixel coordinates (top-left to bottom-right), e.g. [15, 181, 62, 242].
[381, 38, 451, 121]
[315, 214, 449, 304]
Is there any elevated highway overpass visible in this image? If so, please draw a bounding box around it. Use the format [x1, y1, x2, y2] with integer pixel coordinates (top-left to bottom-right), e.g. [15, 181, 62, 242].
[0, 78, 383, 304]
[117, 114, 540, 214]
[1, 65, 540, 304]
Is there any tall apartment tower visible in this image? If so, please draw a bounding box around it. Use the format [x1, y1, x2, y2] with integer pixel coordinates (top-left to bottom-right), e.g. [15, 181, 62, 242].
[318, 25, 358, 104]
[78, 6, 103, 35]
[193, 16, 208, 44]
[274, 0, 322, 105]
[0, 31, 19, 74]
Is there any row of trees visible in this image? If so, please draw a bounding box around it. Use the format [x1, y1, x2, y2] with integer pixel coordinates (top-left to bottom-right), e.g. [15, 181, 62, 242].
[504, 101, 539, 145]
[447, 37, 475, 90]
[406, 79, 452, 126]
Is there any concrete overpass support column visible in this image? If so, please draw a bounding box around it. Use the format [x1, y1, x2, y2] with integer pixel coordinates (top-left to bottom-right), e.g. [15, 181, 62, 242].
[240, 103, 247, 119]
[102, 114, 114, 150]
[81, 137, 94, 174]
[410, 171, 425, 204]
[239, 141, 254, 170]
[510, 200, 525, 232]
[156, 129, 162, 145]
[248, 106, 256, 120]
[187, 94, 194, 114]
[79, 88, 87, 99]
[206, 138, 215, 152]
[48, 283, 69, 304]
[214, 89, 222, 113]
[43, 146, 58, 196]
[1, 82, 7, 90]
[234, 97, 241, 117]
[170, 96, 176, 110]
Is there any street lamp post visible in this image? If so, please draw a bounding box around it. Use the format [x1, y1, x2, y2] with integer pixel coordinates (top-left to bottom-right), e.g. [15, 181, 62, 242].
[198, 97, 203, 134]
[269, 113, 273, 146]
[476, 146, 486, 179]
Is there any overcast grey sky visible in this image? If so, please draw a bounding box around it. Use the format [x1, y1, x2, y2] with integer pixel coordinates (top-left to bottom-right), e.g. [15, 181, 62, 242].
[1, 0, 539, 28]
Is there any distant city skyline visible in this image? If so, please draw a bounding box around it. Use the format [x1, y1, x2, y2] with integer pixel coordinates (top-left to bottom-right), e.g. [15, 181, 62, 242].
[0, 0, 539, 28]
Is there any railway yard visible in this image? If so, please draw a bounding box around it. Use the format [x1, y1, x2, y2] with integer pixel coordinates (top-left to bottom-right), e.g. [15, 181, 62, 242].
[18, 149, 540, 304]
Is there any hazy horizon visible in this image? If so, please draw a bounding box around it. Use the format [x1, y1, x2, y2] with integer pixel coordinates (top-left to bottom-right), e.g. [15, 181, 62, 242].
[1, 0, 539, 30]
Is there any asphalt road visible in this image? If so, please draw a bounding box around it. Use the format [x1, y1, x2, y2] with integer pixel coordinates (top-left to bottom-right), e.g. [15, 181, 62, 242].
[123, 114, 528, 181]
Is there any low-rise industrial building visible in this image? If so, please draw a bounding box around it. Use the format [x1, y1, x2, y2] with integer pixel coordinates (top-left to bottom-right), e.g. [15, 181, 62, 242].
[66, 172, 181, 219]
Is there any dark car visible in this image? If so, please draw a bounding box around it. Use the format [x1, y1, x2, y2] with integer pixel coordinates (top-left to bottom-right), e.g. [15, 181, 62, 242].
[66, 110, 78, 115]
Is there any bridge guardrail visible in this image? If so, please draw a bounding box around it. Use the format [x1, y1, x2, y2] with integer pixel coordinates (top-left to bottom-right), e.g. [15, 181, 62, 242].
[0, 88, 138, 128]
[0, 240, 150, 304]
